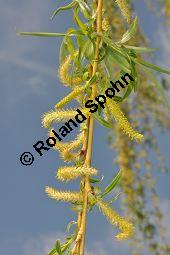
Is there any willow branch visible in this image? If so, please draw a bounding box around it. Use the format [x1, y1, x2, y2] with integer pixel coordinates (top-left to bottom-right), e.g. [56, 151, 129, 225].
[79, 1, 103, 254]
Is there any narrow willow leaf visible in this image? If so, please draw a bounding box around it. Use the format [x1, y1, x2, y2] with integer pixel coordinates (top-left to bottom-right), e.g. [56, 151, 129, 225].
[48, 248, 56, 255]
[54, 240, 62, 255]
[90, 178, 100, 183]
[122, 84, 133, 99]
[94, 112, 113, 128]
[102, 35, 128, 58]
[75, 0, 90, 18]
[113, 96, 123, 102]
[107, 47, 131, 73]
[136, 59, 170, 75]
[59, 38, 69, 64]
[101, 170, 122, 198]
[141, 66, 170, 111]
[76, 34, 85, 49]
[61, 236, 75, 253]
[67, 28, 85, 37]
[51, 1, 76, 20]
[18, 30, 84, 38]
[118, 17, 138, 44]
[85, 40, 95, 61]
[65, 36, 75, 54]
[74, 7, 87, 32]
[124, 45, 157, 53]
[18, 32, 68, 37]
[66, 221, 77, 233]
[77, 39, 89, 65]
[130, 60, 139, 92]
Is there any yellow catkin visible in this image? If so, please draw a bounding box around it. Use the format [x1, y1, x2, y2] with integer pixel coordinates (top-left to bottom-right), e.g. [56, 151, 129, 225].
[48, 129, 70, 151]
[49, 130, 84, 153]
[107, 99, 144, 142]
[66, 132, 84, 151]
[97, 200, 134, 240]
[45, 186, 83, 203]
[55, 86, 85, 109]
[42, 108, 90, 128]
[60, 150, 79, 162]
[48, 130, 84, 162]
[57, 166, 98, 182]
[58, 52, 82, 86]
[115, 0, 131, 23]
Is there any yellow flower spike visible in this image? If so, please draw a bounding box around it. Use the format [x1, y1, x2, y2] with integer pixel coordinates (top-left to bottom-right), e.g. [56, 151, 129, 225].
[115, 0, 131, 23]
[57, 166, 98, 182]
[45, 186, 83, 203]
[107, 99, 144, 142]
[66, 132, 84, 151]
[48, 129, 69, 151]
[97, 200, 134, 240]
[48, 130, 84, 153]
[58, 51, 82, 86]
[60, 150, 79, 163]
[42, 108, 90, 128]
[55, 86, 85, 109]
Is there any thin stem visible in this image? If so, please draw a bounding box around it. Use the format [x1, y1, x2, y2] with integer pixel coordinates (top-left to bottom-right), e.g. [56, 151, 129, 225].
[79, 1, 103, 254]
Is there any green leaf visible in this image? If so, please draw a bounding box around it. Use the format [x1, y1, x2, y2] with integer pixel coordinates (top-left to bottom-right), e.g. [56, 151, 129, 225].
[135, 59, 170, 75]
[113, 96, 123, 102]
[73, 7, 87, 33]
[94, 112, 113, 129]
[66, 221, 77, 234]
[59, 38, 69, 64]
[54, 240, 62, 255]
[118, 16, 138, 44]
[90, 178, 100, 183]
[51, 1, 76, 20]
[124, 45, 157, 53]
[18, 29, 84, 38]
[65, 36, 75, 54]
[75, 0, 90, 18]
[48, 248, 57, 255]
[130, 60, 139, 92]
[18, 32, 68, 37]
[102, 35, 128, 58]
[107, 47, 131, 73]
[100, 170, 122, 198]
[85, 39, 95, 61]
[141, 67, 170, 111]
[122, 84, 133, 99]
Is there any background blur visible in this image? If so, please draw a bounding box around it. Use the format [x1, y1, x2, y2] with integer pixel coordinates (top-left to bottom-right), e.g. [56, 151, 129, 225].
[0, 1, 170, 254]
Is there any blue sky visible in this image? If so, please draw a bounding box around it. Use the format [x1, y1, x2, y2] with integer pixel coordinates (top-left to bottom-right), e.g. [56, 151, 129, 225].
[0, 1, 170, 254]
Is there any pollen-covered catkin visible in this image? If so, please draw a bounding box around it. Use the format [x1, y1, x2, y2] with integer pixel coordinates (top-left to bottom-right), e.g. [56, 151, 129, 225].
[65, 132, 84, 151]
[42, 108, 90, 128]
[115, 0, 131, 23]
[45, 186, 83, 203]
[97, 200, 134, 240]
[60, 150, 79, 163]
[55, 86, 85, 109]
[57, 166, 98, 182]
[48, 130, 84, 162]
[107, 99, 144, 142]
[58, 52, 82, 86]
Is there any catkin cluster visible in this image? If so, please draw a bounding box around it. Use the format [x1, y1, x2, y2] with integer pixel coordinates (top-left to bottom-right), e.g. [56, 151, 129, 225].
[42, 52, 135, 241]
